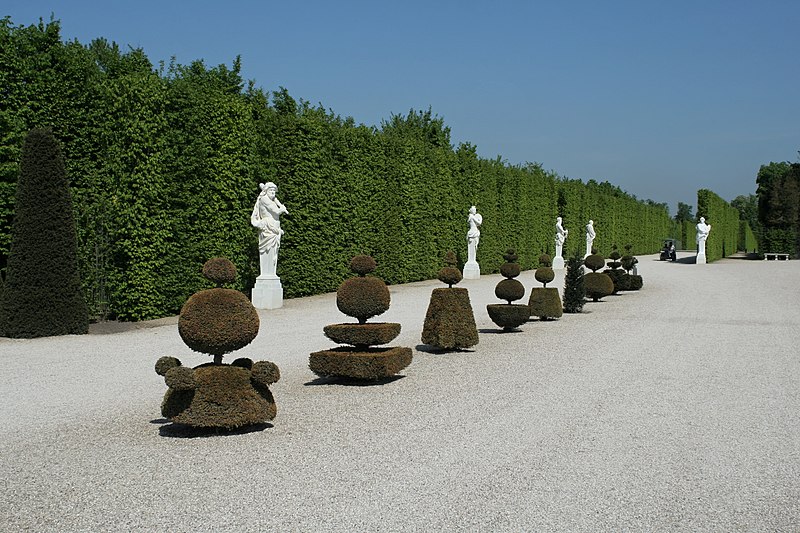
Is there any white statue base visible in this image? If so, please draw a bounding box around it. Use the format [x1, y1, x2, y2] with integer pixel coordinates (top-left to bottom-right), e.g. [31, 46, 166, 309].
[251, 276, 283, 309]
[696, 253, 706, 265]
[463, 261, 480, 279]
[552, 256, 565, 270]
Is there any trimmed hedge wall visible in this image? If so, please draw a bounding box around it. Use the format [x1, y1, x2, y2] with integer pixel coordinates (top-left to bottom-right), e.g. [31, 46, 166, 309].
[1, 18, 677, 321]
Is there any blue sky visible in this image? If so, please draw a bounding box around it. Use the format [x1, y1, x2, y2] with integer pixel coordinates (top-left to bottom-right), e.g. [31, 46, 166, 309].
[5, 1, 799, 215]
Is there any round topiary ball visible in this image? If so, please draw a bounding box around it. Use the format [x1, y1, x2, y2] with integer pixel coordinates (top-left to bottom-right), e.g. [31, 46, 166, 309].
[584, 253, 605, 272]
[179, 288, 260, 357]
[336, 276, 390, 323]
[349, 255, 377, 276]
[202, 257, 237, 286]
[503, 249, 519, 263]
[499, 262, 521, 279]
[155, 356, 182, 376]
[621, 255, 636, 272]
[539, 254, 552, 267]
[535, 267, 555, 286]
[495, 278, 525, 303]
[438, 266, 462, 287]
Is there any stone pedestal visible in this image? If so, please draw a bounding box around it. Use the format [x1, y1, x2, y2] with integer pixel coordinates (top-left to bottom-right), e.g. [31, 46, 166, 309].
[696, 253, 706, 265]
[251, 276, 283, 309]
[463, 261, 480, 279]
[552, 256, 565, 270]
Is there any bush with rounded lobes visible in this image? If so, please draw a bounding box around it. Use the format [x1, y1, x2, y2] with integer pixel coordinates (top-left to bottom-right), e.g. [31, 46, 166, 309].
[584, 253, 605, 272]
[202, 257, 237, 286]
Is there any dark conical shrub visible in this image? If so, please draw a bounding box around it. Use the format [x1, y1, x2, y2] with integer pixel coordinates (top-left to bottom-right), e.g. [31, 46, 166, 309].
[1, 128, 88, 338]
[156, 257, 280, 430]
[310, 255, 412, 379]
[562, 251, 585, 313]
[421, 251, 478, 350]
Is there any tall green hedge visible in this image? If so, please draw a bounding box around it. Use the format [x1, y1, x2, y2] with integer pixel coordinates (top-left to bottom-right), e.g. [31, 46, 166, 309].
[0, 17, 677, 321]
[696, 189, 741, 262]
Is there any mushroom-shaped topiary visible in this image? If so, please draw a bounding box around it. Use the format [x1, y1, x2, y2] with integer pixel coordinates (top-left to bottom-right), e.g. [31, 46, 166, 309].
[421, 251, 479, 350]
[583, 251, 614, 302]
[154, 257, 280, 430]
[487, 248, 530, 331]
[529, 253, 562, 320]
[310, 255, 412, 380]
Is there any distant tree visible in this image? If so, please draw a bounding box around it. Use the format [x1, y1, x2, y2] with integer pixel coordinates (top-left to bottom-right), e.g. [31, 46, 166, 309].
[1, 128, 88, 337]
[731, 194, 760, 234]
[674, 202, 693, 223]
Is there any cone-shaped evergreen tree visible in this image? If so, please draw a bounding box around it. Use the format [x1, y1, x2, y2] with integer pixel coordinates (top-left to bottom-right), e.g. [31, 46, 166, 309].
[1, 128, 88, 337]
[562, 250, 585, 313]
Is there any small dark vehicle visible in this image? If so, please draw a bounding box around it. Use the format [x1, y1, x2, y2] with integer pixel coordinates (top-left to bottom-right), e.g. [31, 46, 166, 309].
[660, 239, 677, 261]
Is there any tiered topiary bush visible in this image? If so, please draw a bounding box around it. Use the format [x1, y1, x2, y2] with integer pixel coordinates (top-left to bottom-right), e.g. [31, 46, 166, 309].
[603, 244, 627, 294]
[621, 244, 643, 291]
[562, 251, 586, 313]
[421, 251, 479, 350]
[583, 249, 614, 302]
[309, 255, 412, 379]
[528, 253, 562, 320]
[1, 128, 89, 338]
[486, 249, 530, 331]
[155, 257, 280, 430]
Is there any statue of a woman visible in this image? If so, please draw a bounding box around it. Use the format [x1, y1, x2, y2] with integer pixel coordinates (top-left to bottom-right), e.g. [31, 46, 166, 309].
[555, 217, 568, 259]
[696, 216, 711, 256]
[585, 219, 596, 257]
[467, 206, 483, 264]
[251, 182, 288, 278]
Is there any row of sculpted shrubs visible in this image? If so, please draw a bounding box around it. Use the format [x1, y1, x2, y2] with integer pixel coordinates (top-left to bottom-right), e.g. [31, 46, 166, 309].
[1, 16, 676, 323]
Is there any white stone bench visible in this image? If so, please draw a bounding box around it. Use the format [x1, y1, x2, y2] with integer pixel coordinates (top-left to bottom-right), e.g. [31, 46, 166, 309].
[764, 253, 791, 260]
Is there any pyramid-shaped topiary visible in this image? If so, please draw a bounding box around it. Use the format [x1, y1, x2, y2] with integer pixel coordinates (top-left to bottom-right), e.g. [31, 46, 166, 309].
[421, 251, 479, 349]
[486, 249, 530, 331]
[562, 250, 586, 313]
[1, 128, 88, 338]
[583, 249, 614, 302]
[528, 253, 563, 320]
[309, 255, 412, 379]
[155, 257, 280, 430]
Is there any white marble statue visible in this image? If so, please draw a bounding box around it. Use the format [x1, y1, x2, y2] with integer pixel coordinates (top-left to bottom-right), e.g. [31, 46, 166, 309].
[250, 182, 288, 309]
[696, 216, 711, 264]
[463, 205, 483, 279]
[585, 219, 596, 258]
[251, 182, 288, 279]
[554, 217, 568, 269]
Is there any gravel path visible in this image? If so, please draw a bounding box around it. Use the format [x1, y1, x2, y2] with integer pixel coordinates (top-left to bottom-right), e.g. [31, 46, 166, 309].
[2, 253, 799, 532]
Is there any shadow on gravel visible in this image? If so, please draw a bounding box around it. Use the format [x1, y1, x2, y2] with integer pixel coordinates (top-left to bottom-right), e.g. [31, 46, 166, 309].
[156, 421, 272, 438]
[675, 256, 697, 264]
[415, 344, 476, 355]
[478, 328, 523, 334]
[303, 375, 406, 387]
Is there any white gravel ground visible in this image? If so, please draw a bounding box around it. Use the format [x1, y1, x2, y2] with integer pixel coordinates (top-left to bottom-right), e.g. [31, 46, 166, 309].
[2, 253, 799, 532]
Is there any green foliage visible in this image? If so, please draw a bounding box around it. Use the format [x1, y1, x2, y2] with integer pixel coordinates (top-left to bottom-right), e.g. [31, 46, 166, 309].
[674, 202, 693, 223]
[584, 272, 614, 302]
[0, 15, 679, 320]
[528, 287, 562, 320]
[202, 257, 237, 287]
[562, 251, 585, 313]
[323, 322, 401, 347]
[336, 276, 391, 324]
[696, 189, 741, 262]
[178, 288, 259, 359]
[421, 287, 479, 349]
[309, 346, 413, 380]
[1, 128, 88, 337]
[495, 279, 525, 303]
[756, 161, 799, 256]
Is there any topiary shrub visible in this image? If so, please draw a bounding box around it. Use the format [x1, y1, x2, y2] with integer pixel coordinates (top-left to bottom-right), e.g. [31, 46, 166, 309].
[584, 251, 613, 302]
[621, 244, 642, 291]
[310, 255, 412, 379]
[421, 251, 479, 350]
[155, 257, 280, 430]
[1, 128, 89, 338]
[562, 251, 585, 313]
[603, 244, 626, 293]
[529, 253, 562, 320]
[487, 248, 530, 331]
